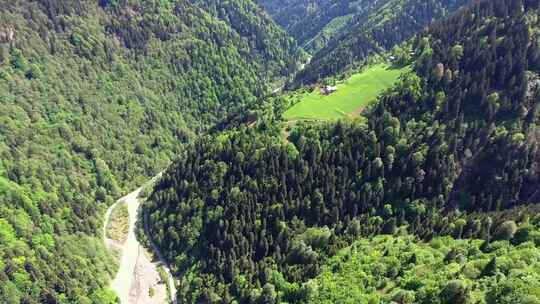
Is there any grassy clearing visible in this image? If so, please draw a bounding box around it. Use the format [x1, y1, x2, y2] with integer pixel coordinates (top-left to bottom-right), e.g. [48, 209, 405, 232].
[106, 201, 129, 243]
[157, 265, 172, 303]
[283, 64, 408, 120]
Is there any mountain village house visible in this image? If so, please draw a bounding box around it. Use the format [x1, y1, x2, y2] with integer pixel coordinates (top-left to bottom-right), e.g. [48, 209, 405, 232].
[320, 85, 338, 95]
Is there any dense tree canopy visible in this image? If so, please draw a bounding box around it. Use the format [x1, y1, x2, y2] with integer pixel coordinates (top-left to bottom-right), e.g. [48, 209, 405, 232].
[0, 0, 303, 302]
[2, 0, 540, 302]
[256, 0, 357, 54]
[289, 0, 471, 85]
[146, 0, 540, 302]
[309, 223, 540, 303]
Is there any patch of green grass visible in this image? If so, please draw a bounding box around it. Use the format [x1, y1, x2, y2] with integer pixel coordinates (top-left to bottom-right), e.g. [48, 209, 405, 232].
[283, 64, 408, 120]
[106, 202, 129, 243]
[157, 266, 172, 302]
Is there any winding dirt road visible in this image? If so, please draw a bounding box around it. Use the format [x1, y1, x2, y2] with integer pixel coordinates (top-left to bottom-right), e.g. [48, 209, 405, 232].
[103, 181, 177, 304]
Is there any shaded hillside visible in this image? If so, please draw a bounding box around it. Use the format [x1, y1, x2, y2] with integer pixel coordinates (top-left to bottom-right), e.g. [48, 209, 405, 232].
[257, 0, 470, 80]
[257, 0, 357, 53]
[0, 0, 302, 302]
[256, 0, 330, 35]
[145, 0, 540, 302]
[293, 0, 470, 85]
[191, 0, 307, 78]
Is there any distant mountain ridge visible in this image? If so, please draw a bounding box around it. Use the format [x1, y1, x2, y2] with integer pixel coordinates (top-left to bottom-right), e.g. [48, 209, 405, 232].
[257, 0, 471, 85]
[295, 0, 471, 85]
[257, 0, 357, 53]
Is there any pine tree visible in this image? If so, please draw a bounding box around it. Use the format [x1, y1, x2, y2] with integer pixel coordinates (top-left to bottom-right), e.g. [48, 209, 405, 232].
[481, 257, 497, 277]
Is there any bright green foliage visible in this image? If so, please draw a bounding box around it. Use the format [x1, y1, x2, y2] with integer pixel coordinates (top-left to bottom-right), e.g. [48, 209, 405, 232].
[283, 64, 407, 120]
[0, 0, 302, 301]
[105, 202, 130, 243]
[309, 232, 540, 304]
[0, 177, 117, 302]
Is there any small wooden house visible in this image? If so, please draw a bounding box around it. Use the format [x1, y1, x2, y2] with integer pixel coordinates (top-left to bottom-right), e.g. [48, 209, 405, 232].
[320, 85, 338, 95]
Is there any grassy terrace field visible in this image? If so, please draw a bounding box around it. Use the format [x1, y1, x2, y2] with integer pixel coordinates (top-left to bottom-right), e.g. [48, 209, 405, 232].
[283, 64, 408, 120]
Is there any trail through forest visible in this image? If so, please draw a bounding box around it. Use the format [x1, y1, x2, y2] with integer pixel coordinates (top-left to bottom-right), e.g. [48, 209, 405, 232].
[103, 181, 177, 303]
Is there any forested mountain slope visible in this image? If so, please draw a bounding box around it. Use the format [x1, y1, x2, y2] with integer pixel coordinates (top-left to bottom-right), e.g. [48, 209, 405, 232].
[256, 0, 329, 29]
[255, 0, 324, 31]
[285, 0, 471, 85]
[145, 0, 540, 302]
[0, 0, 302, 302]
[257, 0, 469, 69]
[310, 220, 540, 303]
[191, 0, 307, 77]
[256, 0, 356, 53]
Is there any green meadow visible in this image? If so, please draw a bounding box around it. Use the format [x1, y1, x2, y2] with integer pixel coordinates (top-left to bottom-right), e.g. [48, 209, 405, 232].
[284, 64, 408, 120]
